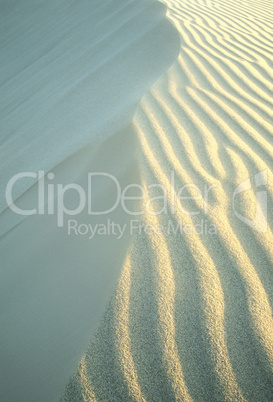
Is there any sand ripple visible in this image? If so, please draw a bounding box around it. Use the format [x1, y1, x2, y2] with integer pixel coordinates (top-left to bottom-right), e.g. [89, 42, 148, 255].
[62, 0, 273, 400]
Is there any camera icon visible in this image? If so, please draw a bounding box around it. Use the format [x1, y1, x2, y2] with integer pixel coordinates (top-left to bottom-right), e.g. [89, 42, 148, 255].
[233, 170, 268, 233]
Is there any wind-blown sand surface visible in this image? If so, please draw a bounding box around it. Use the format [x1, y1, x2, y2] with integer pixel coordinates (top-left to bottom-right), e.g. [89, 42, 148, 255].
[61, 0, 273, 401]
[1, 0, 273, 400]
[0, 0, 179, 400]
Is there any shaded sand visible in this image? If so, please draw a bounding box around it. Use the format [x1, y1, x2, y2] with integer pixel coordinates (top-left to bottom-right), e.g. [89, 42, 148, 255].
[0, 0, 179, 401]
[61, 0, 273, 400]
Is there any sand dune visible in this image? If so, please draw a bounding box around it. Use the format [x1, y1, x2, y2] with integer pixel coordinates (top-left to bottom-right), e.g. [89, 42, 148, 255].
[61, 0, 273, 400]
[1, 0, 273, 400]
[0, 0, 179, 401]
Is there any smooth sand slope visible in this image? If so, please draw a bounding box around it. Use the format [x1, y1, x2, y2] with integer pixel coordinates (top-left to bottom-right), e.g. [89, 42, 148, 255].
[62, 0, 273, 401]
[0, 0, 179, 401]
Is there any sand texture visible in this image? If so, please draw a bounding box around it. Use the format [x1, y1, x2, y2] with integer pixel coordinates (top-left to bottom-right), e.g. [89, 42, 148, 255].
[62, 0, 273, 400]
[1, 0, 273, 400]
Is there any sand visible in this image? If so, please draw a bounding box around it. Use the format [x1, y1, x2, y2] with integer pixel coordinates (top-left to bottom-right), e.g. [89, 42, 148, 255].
[1, 0, 273, 400]
[0, 0, 179, 400]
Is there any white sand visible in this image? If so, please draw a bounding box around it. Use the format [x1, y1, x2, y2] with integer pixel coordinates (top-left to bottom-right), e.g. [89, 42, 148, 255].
[62, 0, 273, 401]
[0, 0, 179, 401]
[1, 0, 273, 400]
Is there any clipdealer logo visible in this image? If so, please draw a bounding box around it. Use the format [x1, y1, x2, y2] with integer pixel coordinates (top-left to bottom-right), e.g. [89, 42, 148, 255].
[5, 170, 216, 227]
[5, 169, 269, 235]
[233, 170, 268, 233]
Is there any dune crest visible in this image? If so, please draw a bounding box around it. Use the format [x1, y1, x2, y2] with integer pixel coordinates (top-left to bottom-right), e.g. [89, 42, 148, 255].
[62, 0, 273, 400]
[0, 0, 179, 401]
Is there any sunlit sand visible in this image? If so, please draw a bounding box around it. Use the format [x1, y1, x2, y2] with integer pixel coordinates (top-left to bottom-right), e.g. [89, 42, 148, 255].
[62, 0, 273, 400]
[1, 0, 273, 400]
